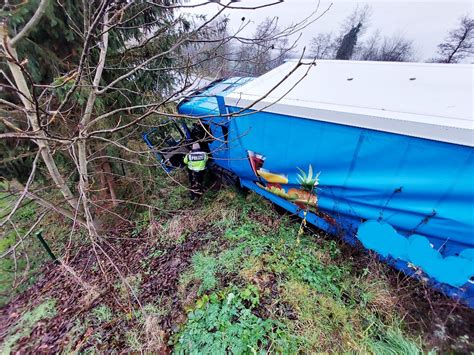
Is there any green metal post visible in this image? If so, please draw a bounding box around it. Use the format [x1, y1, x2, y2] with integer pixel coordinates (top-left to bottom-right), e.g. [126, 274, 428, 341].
[35, 231, 59, 264]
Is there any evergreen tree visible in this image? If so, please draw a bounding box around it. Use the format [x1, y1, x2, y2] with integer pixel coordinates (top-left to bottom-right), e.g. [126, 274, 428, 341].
[2, 0, 186, 102]
[336, 23, 362, 60]
[1, 1, 187, 181]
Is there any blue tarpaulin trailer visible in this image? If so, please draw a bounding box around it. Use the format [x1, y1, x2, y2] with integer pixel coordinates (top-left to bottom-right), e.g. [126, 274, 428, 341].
[176, 60, 474, 307]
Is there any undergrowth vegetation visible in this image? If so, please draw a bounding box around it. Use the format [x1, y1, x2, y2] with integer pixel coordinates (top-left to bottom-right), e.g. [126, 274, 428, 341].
[173, 189, 423, 353]
[1, 173, 472, 353]
[0, 181, 75, 307]
[174, 285, 295, 354]
[1, 299, 56, 354]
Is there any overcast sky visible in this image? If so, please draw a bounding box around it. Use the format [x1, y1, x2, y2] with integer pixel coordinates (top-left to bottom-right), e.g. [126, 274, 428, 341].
[185, 0, 473, 62]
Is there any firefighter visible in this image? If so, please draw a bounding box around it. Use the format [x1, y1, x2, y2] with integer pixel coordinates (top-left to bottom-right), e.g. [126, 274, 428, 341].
[184, 143, 208, 200]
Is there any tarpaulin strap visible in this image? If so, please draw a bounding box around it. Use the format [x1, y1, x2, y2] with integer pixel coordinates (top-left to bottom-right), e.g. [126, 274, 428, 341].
[216, 95, 227, 116]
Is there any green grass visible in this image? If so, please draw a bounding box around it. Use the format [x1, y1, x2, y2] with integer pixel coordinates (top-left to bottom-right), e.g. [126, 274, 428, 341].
[171, 187, 423, 353]
[125, 330, 143, 352]
[0, 182, 73, 307]
[0, 184, 40, 306]
[92, 304, 114, 323]
[1, 183, 428, 353]
[366, 327, 423, 354]
[180, 252, 219, 295]
[1, 299, 57, 354]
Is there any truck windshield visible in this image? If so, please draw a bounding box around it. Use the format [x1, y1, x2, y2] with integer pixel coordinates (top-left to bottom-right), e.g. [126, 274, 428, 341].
[146, 121, 185, 148]
[202, 82, 234, 96]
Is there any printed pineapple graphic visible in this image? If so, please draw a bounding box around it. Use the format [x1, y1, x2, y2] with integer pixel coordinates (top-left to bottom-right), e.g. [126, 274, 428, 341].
[288, 165, 319, 208]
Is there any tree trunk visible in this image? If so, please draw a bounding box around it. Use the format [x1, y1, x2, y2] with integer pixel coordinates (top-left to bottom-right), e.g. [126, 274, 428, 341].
[101, 158, 118, 207]
[76, 11, 110, 237]
[77, 140, 99, 236]
[98, 161, 109, 202]
[2, 43, 80, 211]
[97, 157, 118, 207]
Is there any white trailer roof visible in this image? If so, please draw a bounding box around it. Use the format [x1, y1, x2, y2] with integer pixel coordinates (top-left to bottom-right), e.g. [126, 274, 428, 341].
[224, 60, 474, 147]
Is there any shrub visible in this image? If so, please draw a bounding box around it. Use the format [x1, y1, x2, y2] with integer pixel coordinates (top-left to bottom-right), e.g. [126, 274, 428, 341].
[174, 286, 296, 354]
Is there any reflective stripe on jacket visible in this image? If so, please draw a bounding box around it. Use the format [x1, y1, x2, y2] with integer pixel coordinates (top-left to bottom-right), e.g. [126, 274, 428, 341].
[184, 151, 208, 171]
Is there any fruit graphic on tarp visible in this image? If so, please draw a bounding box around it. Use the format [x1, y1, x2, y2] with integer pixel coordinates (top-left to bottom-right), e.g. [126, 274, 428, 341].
[247, 150, 289, 195]
[256, 168, 289, 184]
[247, 150, 266, 182]
[288, 165, 319, 208]
[255, 167, 291, 200]
[246, 151, 319, 209]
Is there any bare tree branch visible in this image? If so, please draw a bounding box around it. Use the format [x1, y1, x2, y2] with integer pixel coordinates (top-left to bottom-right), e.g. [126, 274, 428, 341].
[10, 0, 50, 47]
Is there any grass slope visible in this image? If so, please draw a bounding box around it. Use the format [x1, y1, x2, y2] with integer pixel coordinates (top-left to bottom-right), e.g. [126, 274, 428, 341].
[0, 175, 472, 353]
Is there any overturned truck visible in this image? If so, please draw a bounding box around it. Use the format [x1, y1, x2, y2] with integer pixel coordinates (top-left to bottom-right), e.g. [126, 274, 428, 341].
[165, 60, 474, 307]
